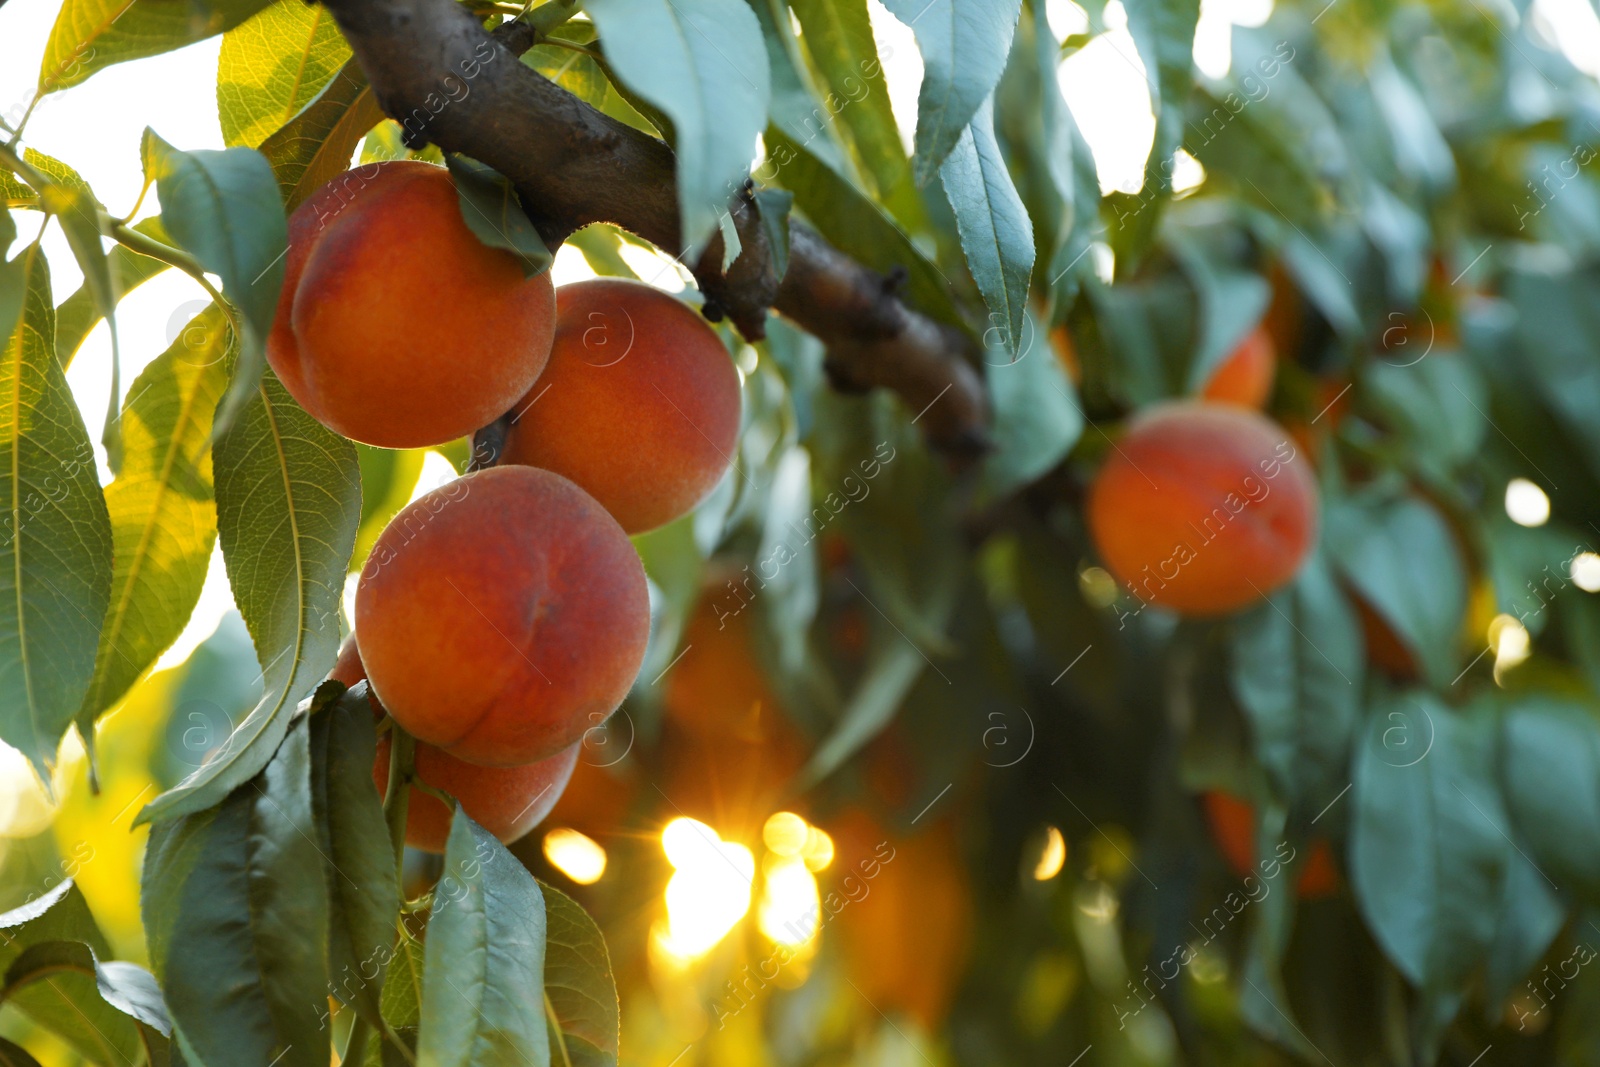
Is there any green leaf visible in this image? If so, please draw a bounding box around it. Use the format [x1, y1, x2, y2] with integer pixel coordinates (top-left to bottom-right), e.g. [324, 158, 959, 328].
[1500, 697, 1600, 896]
[363, 930, 424, 1066]
[1325, 490, 1467, 689]
[939, 98, 1034, 360]
[1121, 0, 1200, 182]
[1350, 694, 1506, 994]
[784, 0, 916, 216]
[1, 941, 171, 1065]
[1364, 353, 1487, 475]
[141, 715, 331, 1067]
[443, 155, 553, 278]
[0, 243, 113, 777]
[418, 810, 550, 1067]
[753, 187, 792, 281]
[1230, 551, 1363, 808]
[38, 0, 274, 93]
[55, 216, 175, 369]
[767, 128, 963, 327]
[522, 21, 608, 107]
[0, 881, 149, 1067]
[586, 0, 771, 255]
[217, 0, 352, 149]
[353, 445, 425, 573]
[1237, 804, 1317, 1059]
[141, 129, 288, 431]
[803, 639, 925, 788]
[138, 375, 358, 825]
[977, 309, 1080, 504]
[1482, 845, 1564, 1012]
[79, 305, 230, 730]
[1168, 235, 1271, 393]
[539, 881, 619, 1067]
[310, 685, 400, 1025]
[0, 1039, 42, 1067]
[260, 60, 385, 211]
[877, 0, 1022, 184]
[744, 0, 850, 179]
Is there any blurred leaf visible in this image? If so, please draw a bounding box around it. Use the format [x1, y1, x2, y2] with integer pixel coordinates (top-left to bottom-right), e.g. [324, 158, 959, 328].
[141, 130, 287, 432]
[1169, 234, 1271, 393]
[444, 155, 553, 278]
[539, 880, 619, 1067]
[418, 811, 550, 1067]
[804, 639, 925, 787]
[1364, 355, 1486, 473]
[0, 243, 113, 777]
[1501, 697, 1600, 897]
[217, 0, 351, 149]
[1350, 694, 1505, 995]
[977, 309, 1080, 504]
[260, 60, 384, 210]
[1502, 264, 1600, 481]
[1231, 551, 1363, 809]
[1368, 49, 1456, 194]
[1483, 518, 1574, 638]
[0, 1040, 42, 1067]
[878, 0, 1022, 184]
[353, 445, 424, 573]
[1482, 845, 1564, 1013]
[79, 305, 230, 732]
[310, 685, 397, 1026]
[1, 941, 171, 1064]
[139, 376, 358, 825]
[939, 99, 1034, 360]
[753, 447, 820, 675]
[767, 128, 964, 328]
[586, 0, 770, 255]
[1326, 491, 1467, 689]
[39, 0, 273, 92]
[55, 216, 174, 369]
[745, 0, 850, 180]
[141, 716, 330, 1067]
[1238, 804, 1317, 1059]
[1115, 0, 1198, 261]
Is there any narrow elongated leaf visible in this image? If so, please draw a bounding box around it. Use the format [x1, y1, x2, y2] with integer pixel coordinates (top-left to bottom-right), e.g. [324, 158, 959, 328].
[363, 930, 424, 1067]
[1122, 0, 1201, 176]
[1231, 552, 1363, 807]
[939, 99, 1033, 359]
[138, 376, 358, 824]
[2, 941, 171, 1064]
[1350, 695, 1506, 993]
[0, 1040, 41, 1067]
[418, 810, 550, 1067]
[141, 716, 331, 1067]
[55, 217, 174, 368]
[260, 60, 385, 210]
[218, 0, 351, 148]
[0, 882, 146, 1067]
[586, 0, 770, 255]
[142, 129, 288, 430]
[977, 309, 1080, 504]
[539, 881, 619, 1067]
[744, 0, 851, 177]
[878, 0, 1022, 183]
[444, 156, 553, 278]
[1500, 697, 1600, 895]
[1482, 846, 1564, 1011]
[0, 244, 113, 776]
[311, 685, 399, 1024]
[39, 0, 274, 93]
[80, 306, 231, 729]
[1326, 490, 1467, 689]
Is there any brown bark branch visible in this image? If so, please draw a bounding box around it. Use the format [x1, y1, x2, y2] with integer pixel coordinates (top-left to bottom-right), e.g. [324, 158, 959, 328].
[317, 0, 990, 454]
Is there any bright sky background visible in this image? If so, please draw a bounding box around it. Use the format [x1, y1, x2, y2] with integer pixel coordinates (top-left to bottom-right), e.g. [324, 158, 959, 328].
[1, 0, 1599, 784]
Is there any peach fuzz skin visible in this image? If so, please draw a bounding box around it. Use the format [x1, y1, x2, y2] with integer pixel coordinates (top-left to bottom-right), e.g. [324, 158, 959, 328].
[330, 639, 577, 852]
[499, 278, 741, 533]
[354, 465, 649, 766]
[267, 160, 556, 449]
[1087, 401, 1318, 616]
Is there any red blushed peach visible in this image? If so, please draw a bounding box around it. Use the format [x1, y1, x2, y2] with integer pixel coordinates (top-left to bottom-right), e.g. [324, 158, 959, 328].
[355, 465, 650, 766]
[267, 160, 556, 448]
[499, 278, 741, 533]
[1200, 327, 1275, 409]
[372, 731, 578, 853]
[1086, 401, 1318, 615]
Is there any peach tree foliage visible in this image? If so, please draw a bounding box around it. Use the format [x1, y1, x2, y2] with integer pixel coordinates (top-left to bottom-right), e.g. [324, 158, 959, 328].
[1, 0, 1599, 1063]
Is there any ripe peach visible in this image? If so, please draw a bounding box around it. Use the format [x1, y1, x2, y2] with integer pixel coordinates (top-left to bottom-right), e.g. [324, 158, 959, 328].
[332, 637, 578, 851]
[499, 278, 741, 533]
[1200, 327, 1275, 409]
[267, 160, 556, 448]
[1201, 791, 1338, 898]
[1086, 401, 1317, 615]
[355, 465, 649, 766]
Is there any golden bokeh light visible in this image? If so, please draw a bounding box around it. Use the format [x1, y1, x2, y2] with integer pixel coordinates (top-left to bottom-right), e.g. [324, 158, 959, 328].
[1033, 825, 1067, 881]
[656, 818, 755, 961]
[759, 853, 821, 948]
[801, 826, 834, 872]
[762, 811, 809, 857]
[543, 827, 607, 885]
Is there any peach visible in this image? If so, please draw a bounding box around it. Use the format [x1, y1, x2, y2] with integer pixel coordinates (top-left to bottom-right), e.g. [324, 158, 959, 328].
[1201, 791, 1338, 898]
[1086, 401, 1318, 615]
[1200, 327, 1275, 409]
[267, 160, 556, 448]
[499, 278, 741, 533]
[355, 465, 649, 766]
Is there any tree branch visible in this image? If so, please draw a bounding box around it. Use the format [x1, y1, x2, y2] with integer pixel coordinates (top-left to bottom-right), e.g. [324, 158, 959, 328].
[317, 0, 989, 454]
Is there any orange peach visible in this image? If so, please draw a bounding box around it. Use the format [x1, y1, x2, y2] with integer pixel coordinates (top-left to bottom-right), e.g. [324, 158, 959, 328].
[355, 465, 649, 766]
[1201, 791, 1338, 898]
[1200, 327, 1275, 409]
[499, 278, 741, 533]
[268, 160, 556, 448]
[1087, 402, 1318, 615]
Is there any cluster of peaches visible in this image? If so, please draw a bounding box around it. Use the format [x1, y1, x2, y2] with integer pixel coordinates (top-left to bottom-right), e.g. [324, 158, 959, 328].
[272, 161, 741, 851]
